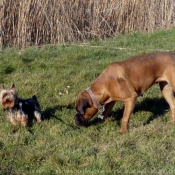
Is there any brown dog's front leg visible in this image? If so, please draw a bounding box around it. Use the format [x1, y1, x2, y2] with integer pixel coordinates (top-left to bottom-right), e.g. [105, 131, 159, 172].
[119, 97, 136, 134]
[102, 101, 116, 120]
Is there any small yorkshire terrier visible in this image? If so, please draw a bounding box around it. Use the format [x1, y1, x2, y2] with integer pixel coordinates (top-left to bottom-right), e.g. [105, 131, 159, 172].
[0, 84, 43, 128]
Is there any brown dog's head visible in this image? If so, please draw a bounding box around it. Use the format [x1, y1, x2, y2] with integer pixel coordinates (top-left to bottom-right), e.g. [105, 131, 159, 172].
[75, 90, 98, 126]
[0, 84, 18, 109]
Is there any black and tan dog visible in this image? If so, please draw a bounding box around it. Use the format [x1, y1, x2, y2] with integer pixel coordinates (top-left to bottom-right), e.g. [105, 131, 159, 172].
[75, 52, 175, 134]
[0, 84, 42, 128]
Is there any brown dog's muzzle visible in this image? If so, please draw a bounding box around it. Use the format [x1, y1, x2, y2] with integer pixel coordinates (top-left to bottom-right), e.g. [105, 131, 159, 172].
[74, 113, 88, 126]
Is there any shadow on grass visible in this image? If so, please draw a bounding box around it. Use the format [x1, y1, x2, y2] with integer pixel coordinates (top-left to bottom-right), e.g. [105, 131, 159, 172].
[89, 97, 169, 126]
[41, 97, 169, 128]
[42, 103, 79, 129]
[134, 97, 169, 125]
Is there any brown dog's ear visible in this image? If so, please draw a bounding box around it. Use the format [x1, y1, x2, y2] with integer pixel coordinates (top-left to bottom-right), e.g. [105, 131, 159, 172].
[76, 92, 93, 115]
[2, 85, 5, 89]
[79, 98, 90, 115]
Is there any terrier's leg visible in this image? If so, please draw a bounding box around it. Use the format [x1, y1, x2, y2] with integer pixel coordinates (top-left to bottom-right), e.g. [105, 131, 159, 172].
[34, 111, 43, 123]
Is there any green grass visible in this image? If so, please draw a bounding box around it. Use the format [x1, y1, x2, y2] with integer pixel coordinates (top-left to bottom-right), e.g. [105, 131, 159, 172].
[1, 29, 175, 174]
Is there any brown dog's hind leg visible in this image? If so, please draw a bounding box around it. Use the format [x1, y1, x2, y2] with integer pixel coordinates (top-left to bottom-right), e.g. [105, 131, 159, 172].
[159, 81, 175, 124]
[119, 97, 137, 134]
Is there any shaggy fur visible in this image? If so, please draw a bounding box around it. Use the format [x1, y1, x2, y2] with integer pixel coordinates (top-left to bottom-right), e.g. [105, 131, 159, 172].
[0, 84, 42, 127]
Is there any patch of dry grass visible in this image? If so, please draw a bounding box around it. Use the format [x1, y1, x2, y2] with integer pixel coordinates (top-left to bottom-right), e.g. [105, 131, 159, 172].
[1, 0, 175, 48]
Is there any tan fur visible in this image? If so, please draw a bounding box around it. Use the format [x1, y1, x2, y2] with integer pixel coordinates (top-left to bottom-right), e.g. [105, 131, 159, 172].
[75, 52, 175, 134]
[5, 109, 28, 126]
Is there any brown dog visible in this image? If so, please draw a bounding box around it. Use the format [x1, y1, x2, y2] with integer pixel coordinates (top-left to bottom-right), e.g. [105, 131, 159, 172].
[75, 52, 175, 134]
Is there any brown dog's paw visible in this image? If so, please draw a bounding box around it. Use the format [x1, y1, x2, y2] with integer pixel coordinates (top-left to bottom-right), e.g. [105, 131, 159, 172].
[118, 130, 126, 135]
[167, 120, 175, 124]
[118, 131, 124, 135]
[118, 126, 127, 135]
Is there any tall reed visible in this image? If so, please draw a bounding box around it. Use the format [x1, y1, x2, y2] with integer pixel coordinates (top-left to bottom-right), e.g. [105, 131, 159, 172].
[1, 0, 175, 48]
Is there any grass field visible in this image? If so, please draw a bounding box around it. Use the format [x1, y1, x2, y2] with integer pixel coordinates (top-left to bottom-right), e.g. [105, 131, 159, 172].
[1, 29, 175, 174]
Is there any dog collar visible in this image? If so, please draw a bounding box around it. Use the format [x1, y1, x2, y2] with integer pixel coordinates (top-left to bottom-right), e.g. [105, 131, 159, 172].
[86, 87, 105, 119]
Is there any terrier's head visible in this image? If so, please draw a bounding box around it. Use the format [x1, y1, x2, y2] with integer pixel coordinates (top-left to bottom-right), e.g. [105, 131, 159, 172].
[0, 84, 18, 109]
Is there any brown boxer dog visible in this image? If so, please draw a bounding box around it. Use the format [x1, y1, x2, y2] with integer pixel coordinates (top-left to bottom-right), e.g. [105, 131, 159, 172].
[75, 52, 175, 134]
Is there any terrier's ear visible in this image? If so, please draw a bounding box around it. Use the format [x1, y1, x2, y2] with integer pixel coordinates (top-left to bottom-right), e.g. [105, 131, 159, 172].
[2, 85, 5, 89]
[11, 83, 15, 89]
[10, 84, 16, 92]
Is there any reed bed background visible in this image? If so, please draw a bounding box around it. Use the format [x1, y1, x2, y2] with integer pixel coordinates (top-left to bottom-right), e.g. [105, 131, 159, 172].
[1, 0, 175, 48]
